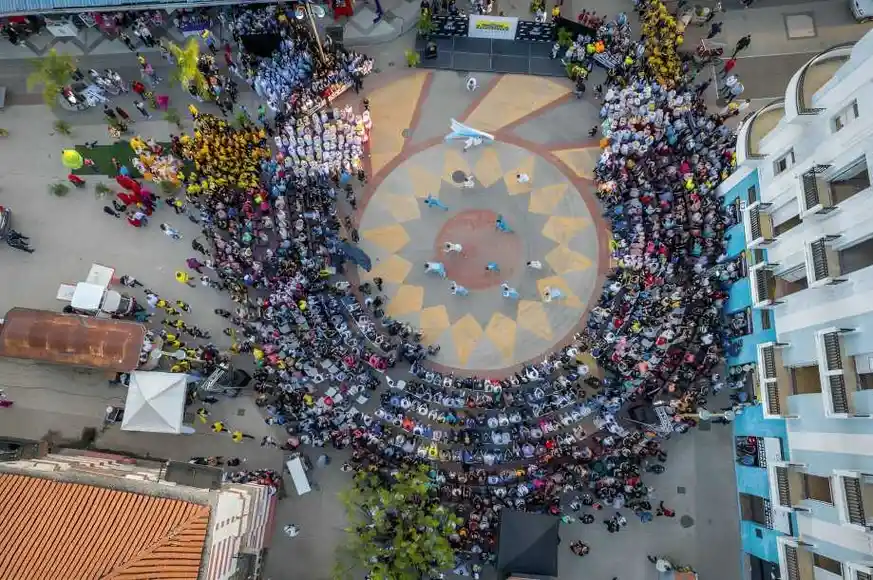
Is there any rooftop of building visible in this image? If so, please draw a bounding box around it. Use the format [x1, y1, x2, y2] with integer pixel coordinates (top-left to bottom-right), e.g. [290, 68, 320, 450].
[0, 472, 210, 580]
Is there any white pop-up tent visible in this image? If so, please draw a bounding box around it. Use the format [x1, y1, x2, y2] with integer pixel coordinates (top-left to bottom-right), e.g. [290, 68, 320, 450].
[121, 371, 189, 434]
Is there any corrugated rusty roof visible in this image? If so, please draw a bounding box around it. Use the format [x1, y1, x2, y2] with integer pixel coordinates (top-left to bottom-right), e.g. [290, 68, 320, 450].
[0, 308, 145, 371]
[0, 474, 210, 580]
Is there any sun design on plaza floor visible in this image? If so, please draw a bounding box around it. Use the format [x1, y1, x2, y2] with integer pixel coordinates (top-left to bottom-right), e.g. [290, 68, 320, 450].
[357, 141, 599, 371]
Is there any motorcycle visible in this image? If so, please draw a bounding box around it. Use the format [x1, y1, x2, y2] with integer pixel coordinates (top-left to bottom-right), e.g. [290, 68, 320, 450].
[0, 206, 34, 254]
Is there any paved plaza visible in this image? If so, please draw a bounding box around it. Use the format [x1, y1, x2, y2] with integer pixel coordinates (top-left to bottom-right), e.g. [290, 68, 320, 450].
[358, 72, 606, 372]
[0, 65, 742, 579]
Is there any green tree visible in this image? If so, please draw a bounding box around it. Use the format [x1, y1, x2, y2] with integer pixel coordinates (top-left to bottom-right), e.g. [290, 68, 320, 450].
[168, 38, 209, 99]
[27, 49, 76, 108]
[335, 464, 461, 580]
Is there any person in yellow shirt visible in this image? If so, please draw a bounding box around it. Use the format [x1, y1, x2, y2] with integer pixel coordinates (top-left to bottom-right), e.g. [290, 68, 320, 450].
[212, 421, 225, 433]
[232, 430, 243, 443]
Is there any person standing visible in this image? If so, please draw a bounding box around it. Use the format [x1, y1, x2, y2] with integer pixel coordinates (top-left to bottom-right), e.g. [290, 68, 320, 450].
[176, 271, 196, 287]
[423, 194, 449, 211]
[731, 34, 751, 58]
[720, 57, 737, 78]
[119, 274, 143, 287]
[706, 21, 722, 39]
[103, 105, 117, 121]
[133, 100, 152, 119]
[161, 223, 182, 239]
[115, 106, 132, 123]
[120, 32, 135, 51]
[186, 257, 205, 273]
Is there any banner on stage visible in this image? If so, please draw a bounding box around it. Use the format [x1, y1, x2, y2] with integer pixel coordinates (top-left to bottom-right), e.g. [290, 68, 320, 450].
[468, 15, 518, 40]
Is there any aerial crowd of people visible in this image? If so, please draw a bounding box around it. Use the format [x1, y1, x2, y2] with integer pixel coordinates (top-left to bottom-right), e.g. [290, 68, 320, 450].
[25, 0, 753, 576]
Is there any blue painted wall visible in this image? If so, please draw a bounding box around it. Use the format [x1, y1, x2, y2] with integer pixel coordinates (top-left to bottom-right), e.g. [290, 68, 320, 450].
[720, 170, 779, 367]
[733, 404, 789, 441]
[739, 521, 784, 563]
[736, 464, 772, 497]
[723, 170, 792, 565]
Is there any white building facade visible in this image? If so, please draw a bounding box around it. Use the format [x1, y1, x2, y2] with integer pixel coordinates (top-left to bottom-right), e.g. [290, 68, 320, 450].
[734, 29, 873, 580]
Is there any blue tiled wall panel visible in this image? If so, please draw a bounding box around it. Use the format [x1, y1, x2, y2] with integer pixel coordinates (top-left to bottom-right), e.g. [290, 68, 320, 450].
[736, 464, 772, 498]
[733, 405, 789, 441]
[740, 521, 782, 563]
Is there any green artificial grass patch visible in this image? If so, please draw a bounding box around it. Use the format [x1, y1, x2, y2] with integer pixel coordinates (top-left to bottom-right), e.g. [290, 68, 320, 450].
[72, 140, 139, 177]
[71, 140, 172, 178]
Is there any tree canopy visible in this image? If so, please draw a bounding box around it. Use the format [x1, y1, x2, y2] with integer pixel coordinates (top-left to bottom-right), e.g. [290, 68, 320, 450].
[27, 49, 76, 108]
[336, 464, 461, 580]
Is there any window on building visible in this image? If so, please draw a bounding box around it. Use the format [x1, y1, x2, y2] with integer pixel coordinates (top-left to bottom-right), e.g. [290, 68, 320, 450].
[738, 493, 769, 524]
[773, 214, 802, 237]
[751, 249, 765, 266]
[813, 553, 843, 576]
[748, 185, 758, 204]
[803, 473, 833, 504]
[760, 310, 772, 330]
[859, 372, 873, 391]
[833, 100, 860, 132]
[773, 150, 796, 176]
[829, 156, 870, 205]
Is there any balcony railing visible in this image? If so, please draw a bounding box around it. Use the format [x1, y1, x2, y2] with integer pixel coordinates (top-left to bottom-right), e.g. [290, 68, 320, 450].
[799, 165, 835, 218]
[806, 236, 846, 287]
[759, 342, 795, 419]
[816, 328, 866, 418]
[844, 476, 867, 527]
[775, 466, 791, 508]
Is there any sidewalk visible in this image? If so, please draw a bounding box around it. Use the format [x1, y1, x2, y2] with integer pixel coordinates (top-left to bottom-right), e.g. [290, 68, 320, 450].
[0, 0, 421, 61]
[672, 0, 872, 100]
[681, 0, 872, 57]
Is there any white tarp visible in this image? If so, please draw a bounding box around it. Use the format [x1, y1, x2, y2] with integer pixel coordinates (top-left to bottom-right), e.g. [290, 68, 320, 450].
[121, 371, 188, 434]
[286, 457, 311, 495]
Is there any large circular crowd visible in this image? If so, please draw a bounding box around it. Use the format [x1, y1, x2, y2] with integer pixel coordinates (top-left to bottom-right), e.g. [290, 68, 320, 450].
[101, 1, 750, 576]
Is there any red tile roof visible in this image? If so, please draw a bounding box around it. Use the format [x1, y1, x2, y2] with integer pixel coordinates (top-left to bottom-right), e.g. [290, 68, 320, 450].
[0, 474, 210, 580]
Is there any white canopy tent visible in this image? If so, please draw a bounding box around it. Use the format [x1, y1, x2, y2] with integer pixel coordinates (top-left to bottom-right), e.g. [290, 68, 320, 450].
[121, 371, 189, 434]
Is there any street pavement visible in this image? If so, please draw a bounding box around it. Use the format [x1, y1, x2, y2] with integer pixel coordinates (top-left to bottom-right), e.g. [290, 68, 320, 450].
[723, 51, 820, 99]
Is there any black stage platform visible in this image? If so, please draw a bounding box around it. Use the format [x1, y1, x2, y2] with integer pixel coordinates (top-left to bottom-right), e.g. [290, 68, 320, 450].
[415, 36, 566, 77]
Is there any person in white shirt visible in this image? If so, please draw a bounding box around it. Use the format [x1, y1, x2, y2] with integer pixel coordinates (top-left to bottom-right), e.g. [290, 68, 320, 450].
[516, 172, 530, 183]
[527, 260, 543, 269]
[463, 137, 483, 152]
[466, 76, 478, 92]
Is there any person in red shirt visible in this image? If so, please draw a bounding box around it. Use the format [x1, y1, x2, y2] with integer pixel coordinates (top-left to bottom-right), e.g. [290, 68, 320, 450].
[131, 80, 146, 98]
[720, 57, 737, 78]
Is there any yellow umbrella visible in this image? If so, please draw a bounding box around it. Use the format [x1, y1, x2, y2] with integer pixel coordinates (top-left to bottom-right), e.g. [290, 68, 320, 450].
[61, 149, 84, 169]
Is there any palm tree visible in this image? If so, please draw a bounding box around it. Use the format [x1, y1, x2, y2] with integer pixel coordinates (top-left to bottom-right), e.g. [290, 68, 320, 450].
[168, 38, 209, 99]
[27, 49, 76, 109]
